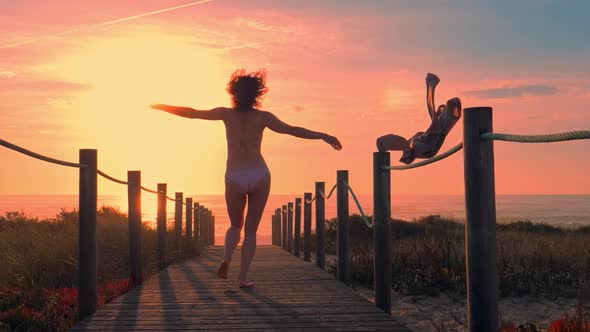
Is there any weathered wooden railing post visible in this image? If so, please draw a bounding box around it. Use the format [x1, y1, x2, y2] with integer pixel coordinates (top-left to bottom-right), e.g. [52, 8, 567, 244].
[127, 171, 143, 288]
[373, 152, 392, 315]
[315, 182, 326, 269]
[294, 198, 302, 257]
[174, 192, 183, 250]
[287, 202, 294, 252]
[157, 183, 167, 268]
[275, 208, 281, 247]
[282, 205, 287, 250]
[270, 214, 277, 246]
[463, 106, 498, 332]
[205, 209, 212, 246]
[275, 212, 280, 246]
[210, 212, 215, 246]
[193, 203, 201, 255]
[303, 193, 312, 262]
[185, 197, 193, 249]
[199, 205, 207, 248]
[337, 170, 350, 284]
[79, 149, 97, 319]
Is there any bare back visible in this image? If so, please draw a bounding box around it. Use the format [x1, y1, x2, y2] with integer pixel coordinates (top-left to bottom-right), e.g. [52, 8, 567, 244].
[222, 108, 269, 171]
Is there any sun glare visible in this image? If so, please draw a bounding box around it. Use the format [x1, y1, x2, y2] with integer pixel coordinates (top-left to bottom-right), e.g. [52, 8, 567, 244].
[53, 32, 232, 193]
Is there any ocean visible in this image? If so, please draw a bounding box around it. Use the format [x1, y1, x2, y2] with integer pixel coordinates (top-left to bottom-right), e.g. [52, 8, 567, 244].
[1, 194, 589, 245]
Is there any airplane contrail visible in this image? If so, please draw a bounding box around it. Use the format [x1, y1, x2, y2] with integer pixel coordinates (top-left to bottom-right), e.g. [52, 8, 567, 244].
[1, 0, 214, 49]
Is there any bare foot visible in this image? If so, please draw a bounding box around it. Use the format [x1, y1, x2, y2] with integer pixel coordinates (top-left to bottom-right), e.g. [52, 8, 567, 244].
[217, 261, 229, 279]
[239, 280, 255, 289]
[376, 134, 410, 152]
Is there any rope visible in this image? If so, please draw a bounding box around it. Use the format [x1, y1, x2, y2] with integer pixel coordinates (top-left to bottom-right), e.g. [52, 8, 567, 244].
[342, 181, 372, 228]
[305, 184, 337, 203]
[97, 169, 128, 185]
[384, 143, 463, 171]
[0, 138, 86, 169]
[166, 196, 176, 202]
[322, 184, 337, 199]
[481, 130, 590, 143]
[140, 186, 158, 194]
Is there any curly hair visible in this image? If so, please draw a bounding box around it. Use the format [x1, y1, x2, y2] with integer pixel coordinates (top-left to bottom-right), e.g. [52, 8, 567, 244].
[226, 69, 268, 110]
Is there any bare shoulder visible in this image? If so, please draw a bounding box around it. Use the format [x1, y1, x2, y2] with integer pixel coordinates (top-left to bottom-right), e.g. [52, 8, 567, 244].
[210, 107, 232, 120]
[257, 110, 276, 121]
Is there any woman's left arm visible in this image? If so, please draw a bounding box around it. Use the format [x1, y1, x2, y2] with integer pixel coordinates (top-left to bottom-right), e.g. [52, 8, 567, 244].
[150, 104, 228, 120]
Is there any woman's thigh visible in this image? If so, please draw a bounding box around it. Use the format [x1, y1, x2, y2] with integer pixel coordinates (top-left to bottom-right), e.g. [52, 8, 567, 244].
[244, 173, 271, 233]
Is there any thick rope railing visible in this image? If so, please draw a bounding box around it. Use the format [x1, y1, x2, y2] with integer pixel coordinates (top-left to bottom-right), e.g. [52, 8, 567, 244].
[481, 130, 590, 143]
[342, 181, 372, 228]
[97, 170, 128, 185]
[383, 142, 464, 171]
[1, 138, 196, 210]
[305, 183, 337, 203]
[0, 138, 86, 169]
[140, 186, 158, 194]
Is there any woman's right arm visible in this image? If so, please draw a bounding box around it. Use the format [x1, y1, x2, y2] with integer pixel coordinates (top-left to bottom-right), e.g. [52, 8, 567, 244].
[150, 104, 228, 120]
[265, 112, 342, 150]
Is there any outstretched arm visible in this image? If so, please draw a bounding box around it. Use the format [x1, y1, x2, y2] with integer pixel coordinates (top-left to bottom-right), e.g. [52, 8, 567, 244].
[150, 104, 227, 120]
[265, 112, 342, 150]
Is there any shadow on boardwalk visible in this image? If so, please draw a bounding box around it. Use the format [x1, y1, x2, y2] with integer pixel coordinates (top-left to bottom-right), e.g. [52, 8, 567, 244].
[72, 246, 411, 331]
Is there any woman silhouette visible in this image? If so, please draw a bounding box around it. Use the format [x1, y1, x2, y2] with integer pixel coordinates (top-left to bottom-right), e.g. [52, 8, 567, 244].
[151, 69, 342, 288]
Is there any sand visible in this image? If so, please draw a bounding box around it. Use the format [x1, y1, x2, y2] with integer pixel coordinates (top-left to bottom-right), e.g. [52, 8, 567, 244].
[354, 288, 586, 331]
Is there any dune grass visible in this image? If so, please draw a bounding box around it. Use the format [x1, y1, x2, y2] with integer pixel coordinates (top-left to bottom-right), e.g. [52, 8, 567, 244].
[1, 208, 589, 331]
[0, 207, 191, 331]
[318, 215, 590, 298]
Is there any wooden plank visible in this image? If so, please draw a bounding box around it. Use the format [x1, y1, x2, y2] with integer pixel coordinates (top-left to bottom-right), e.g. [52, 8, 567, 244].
[74, 246, 410, 331]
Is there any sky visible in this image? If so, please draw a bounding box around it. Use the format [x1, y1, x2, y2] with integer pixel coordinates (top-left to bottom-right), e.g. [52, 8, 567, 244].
[1, 0, 589, 196]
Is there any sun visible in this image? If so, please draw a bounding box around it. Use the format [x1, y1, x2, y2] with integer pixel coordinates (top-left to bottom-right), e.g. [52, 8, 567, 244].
[50, 32, 234, 194]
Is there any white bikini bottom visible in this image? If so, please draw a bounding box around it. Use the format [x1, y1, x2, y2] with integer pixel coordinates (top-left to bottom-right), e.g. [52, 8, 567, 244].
[225, 167, 270, 191]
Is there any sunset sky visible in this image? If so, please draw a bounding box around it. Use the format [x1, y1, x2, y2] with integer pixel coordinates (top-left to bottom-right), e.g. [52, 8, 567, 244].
[1, 0, 589, 196]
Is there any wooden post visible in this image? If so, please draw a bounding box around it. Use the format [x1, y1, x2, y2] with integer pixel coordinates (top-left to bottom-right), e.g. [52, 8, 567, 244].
[315, 182, 326, 269]
[203, 209, 209, 247]
[174, 192, 183, 250]
[272, 214, 278, 246]
[282, 205, 287, 250]
[208, 209, 213, 246]
[271, 214, 275, 245]
[157, 183, 167, 268]
[79, 149, 97, 319]
[373, 152, 392, 315]
[205, 209, 212, 246]
[127, 171, 143, 288]
[463, 106, 498, 332]
[303, 193, 312, 262]
[193, 203, 201, 255]
[337, 170, 350, 284]
[210, 213, 215, 246]
[199, 205, 207, 248]
[185, 197, 193, 243]
[287, 202, 294, 253]
[275, 208, 282, 247]
[294, 198, 302, 258]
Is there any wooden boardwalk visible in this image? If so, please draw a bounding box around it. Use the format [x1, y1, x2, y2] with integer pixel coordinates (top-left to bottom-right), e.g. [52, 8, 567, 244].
[73, 246, 411, 331]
